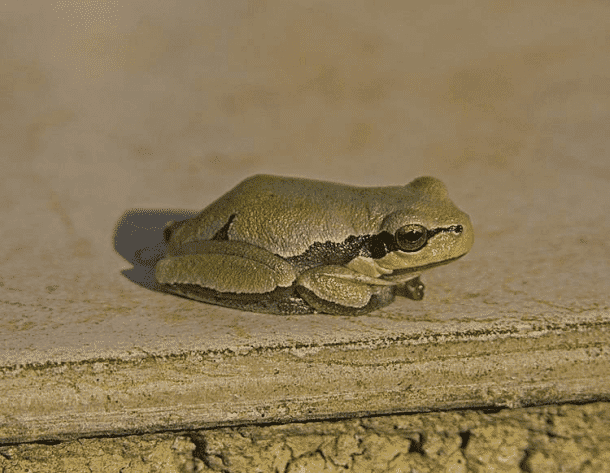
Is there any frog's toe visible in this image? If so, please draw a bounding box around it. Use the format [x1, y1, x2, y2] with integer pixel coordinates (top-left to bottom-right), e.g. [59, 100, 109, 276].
[396, 276, 425, 301]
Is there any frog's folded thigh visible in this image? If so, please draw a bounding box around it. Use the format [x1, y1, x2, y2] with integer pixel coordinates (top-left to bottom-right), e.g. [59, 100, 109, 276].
[155, 241, 298, 294]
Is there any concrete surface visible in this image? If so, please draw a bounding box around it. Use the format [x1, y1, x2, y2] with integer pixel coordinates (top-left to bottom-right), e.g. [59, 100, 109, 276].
[1, 402, 609, 472]
[1, 0, 609, 450]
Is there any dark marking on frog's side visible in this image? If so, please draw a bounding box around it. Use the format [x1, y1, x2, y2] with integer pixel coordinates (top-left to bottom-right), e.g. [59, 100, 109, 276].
[286, 225, 464, 271]
[286, 235, 372, 271]
[212, 214, 237, 240]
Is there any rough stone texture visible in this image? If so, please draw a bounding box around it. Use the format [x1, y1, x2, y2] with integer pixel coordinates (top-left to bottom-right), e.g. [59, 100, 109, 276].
[1, 403, 608, 472]
[191, 402, 610, 472]
[0, 435, 203, 473]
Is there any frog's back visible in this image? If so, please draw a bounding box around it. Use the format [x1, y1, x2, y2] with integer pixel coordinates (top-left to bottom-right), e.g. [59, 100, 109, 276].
[173, 175, 405, 258]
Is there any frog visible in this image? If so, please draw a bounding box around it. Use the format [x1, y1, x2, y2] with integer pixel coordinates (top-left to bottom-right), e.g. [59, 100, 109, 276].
[155, 174, 474, 315]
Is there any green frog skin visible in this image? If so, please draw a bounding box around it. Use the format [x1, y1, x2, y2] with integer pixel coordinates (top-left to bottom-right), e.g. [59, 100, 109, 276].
[155, 174, 474, 315]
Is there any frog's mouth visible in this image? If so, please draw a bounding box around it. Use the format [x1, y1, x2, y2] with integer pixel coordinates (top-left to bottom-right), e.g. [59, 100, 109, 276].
[383, 254, 466, 278]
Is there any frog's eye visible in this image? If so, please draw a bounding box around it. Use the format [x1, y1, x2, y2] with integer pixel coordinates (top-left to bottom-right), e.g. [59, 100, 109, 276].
[395, 224, 428, 252]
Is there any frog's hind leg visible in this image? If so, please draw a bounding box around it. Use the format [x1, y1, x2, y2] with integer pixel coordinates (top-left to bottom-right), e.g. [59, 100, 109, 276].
[295, 266, 396, 315]
[160, 282, 314, 315]
[155, 240, 313, 314]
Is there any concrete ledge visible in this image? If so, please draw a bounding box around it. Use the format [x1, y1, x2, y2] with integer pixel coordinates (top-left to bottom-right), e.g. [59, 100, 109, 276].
[2, 311, 608, 443]
[2, 403, 609, 472]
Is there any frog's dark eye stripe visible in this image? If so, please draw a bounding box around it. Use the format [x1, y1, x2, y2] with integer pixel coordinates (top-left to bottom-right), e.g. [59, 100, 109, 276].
[368, 226, 429, 255]
[394, 223, 464, 252]
[285, 223, 465, 270]
[369, 231, 395, 258]
[427, 224, 463, 238]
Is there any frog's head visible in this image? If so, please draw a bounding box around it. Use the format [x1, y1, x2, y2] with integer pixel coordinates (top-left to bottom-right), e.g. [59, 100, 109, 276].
[376, 176, 474, 273]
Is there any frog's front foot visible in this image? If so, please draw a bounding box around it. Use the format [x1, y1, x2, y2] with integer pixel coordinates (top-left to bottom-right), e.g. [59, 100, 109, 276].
[396, 276, 425, 301]
[295, 266, 396, 315]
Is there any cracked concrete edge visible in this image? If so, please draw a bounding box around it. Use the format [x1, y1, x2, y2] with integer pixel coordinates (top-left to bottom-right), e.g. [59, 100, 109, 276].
[1, 322, 609, 443]
[191, 401, 610, 472]
[1, 402, 609, 473]
[0, 434, 200, 473]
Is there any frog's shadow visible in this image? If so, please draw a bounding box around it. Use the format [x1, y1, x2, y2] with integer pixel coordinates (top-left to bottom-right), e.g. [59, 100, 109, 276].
[113, 208, 198, 292]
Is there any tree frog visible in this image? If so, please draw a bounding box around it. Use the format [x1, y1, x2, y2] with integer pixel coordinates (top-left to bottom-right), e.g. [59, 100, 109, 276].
[155, 174, 474, 315]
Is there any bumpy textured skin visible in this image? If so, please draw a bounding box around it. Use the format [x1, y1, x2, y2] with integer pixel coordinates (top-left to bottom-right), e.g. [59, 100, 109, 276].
[155, 175, 474, 315]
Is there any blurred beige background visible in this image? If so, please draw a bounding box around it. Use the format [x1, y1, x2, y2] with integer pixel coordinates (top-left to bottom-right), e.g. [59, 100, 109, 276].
[1, 0, 609, 363]
[5, 0, 609, 188]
